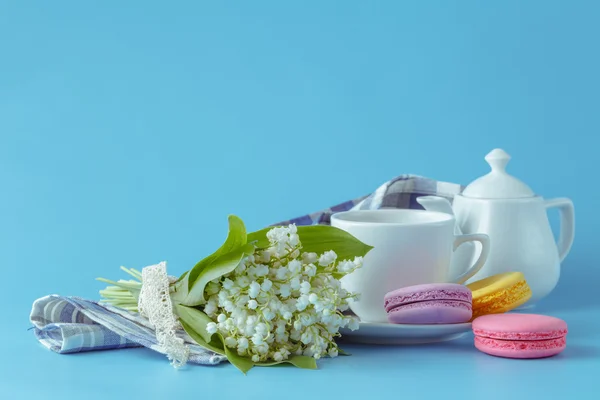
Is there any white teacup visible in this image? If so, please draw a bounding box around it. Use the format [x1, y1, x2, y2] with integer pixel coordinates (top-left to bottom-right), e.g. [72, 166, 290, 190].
[331, 209, 490, 323]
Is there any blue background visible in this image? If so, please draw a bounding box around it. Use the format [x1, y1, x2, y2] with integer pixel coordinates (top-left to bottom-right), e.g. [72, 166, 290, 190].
[2, 1, 599, 399]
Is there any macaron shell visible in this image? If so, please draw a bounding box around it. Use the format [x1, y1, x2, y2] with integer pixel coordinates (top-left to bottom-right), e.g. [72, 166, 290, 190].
[387, 300, 472, 324]
[467, 272, 532, 319]
[472, 313, 568, 339]
[475, 336, 566, 359]
[472, 313, 567, 359]
[384, 283, 472, 312]
[470, 285, 531, 320]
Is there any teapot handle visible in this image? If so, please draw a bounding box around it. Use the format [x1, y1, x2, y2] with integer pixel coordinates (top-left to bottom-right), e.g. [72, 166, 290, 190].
[545, 198, 575, 263]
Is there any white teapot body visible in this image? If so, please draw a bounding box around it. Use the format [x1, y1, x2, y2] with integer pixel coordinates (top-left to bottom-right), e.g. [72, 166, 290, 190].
[453, 194, 574, 305]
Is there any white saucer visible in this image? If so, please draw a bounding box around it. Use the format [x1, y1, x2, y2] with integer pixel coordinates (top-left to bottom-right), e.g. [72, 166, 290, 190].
[339, 321, 473, 345]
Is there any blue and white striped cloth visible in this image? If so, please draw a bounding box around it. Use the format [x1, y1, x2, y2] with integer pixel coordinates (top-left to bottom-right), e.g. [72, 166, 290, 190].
[30, 175, 463, 366]
[30, 295, 226, 365]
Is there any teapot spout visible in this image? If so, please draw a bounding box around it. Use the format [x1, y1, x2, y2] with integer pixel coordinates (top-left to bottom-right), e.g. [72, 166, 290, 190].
[416, 195, 454, 215]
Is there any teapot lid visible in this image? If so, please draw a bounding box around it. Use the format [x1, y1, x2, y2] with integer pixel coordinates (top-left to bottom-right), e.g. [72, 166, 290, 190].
[461, 148, 535, 199]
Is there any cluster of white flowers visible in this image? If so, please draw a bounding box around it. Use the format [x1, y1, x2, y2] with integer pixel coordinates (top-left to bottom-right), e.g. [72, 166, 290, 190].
[202, 224, 362, 362]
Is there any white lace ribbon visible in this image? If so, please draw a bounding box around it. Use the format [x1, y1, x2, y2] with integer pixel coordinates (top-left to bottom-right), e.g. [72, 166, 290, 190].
[138, 261, 189, 368]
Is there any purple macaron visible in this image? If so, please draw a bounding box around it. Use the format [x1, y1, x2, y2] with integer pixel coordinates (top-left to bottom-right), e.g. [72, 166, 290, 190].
[384, 283, 473, 324]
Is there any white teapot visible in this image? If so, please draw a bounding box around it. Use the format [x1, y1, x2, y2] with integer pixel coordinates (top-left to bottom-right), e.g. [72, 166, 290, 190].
[419, 148, 575, 307]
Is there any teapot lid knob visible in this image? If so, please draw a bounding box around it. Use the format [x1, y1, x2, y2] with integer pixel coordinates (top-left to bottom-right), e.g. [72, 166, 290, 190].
[485, 148, 511, 173]
[461, 148, 535, 199]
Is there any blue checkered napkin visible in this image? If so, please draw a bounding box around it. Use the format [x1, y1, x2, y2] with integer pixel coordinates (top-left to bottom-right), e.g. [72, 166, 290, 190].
[274, 174, 463, 226]
[29, 175, 464, 363]
[30, 295, 226, 365]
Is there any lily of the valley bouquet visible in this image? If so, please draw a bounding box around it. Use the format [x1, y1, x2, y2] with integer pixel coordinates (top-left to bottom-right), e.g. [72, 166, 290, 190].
[98, 215, 373, 373]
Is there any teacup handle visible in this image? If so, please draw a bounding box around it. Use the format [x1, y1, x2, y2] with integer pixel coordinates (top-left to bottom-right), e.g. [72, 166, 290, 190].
[450, 233, 490, 284]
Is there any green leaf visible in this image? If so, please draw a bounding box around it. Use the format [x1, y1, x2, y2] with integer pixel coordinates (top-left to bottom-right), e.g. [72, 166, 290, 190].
[175, 270, 188, 283]
[184, 243, 255, 305]
[175, 304, 214, 343]
[181, 314, 317, 374]
[331, 272, 345, 280]
[179, 320, 225, 356]
[247, 225, 373, 261]
[257, 355, 317, 369]
[180, 318, 255, 374]
[284, 355, 318, 369]
[187, 215, 248, 292]
[170, 277, 189, 305]
[217, 333, 255, 374]
[337, 347, 351, 356]
[246, 229, 270, 249]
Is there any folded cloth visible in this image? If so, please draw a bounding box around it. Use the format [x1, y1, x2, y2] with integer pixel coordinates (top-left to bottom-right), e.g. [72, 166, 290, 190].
[29, 175, 463, 365]
[273, 174, 463, 226]
[30, 295, 226, 365]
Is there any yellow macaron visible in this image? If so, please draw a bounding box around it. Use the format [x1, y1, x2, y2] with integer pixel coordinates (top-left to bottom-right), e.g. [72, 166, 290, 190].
[466, 272, 532, 320]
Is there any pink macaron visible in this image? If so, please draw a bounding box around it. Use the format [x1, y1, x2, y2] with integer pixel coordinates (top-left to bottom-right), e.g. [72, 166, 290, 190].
[472, 313, 568, 359]
[384, 283, 473, 324]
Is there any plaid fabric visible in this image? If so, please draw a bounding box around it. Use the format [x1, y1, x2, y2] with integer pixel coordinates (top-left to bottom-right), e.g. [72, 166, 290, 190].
[30, 175, 464, 365]
[273, 174, 463, 226]
[30, 295, 226, 365]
